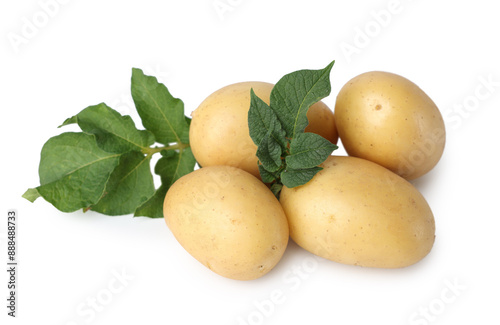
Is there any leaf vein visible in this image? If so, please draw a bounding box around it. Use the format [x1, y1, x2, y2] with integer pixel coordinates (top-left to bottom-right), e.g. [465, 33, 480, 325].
[138, 80, 181, 144]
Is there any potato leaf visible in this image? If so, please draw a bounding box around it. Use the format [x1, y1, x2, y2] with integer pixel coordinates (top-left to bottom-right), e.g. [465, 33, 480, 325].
[258, 165, 278, 183]
[286, 133, 338, 169]
[270, 183, 283, 197]
[256, 134, 283, 172]
[23, 132, 121, 212]
[131, 68, 190, 145]
[134, 185, 169, 219]
[248, 60, 337, 196]
[270, 61, 334, 139]
[134, 147, 196, 218]
[24, 69, 197, 217]
[60, 103, 155, 154]
[155, 147, 197, 187]
[281, 167, 323, 188]
[90, 151, 155, 216]
[248, 89, 287, 149]
[22, 188, 41, 203]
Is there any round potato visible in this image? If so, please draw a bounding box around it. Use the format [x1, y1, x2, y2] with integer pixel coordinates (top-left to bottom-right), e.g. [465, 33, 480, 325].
[334, 71, 445, 180]
[190, 81, 338, 179]
[280, 156, 435, 268]
[163, 165, 289, 280]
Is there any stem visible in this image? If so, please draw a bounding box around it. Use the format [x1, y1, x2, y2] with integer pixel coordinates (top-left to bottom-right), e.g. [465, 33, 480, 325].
[141, 142, 189, 157]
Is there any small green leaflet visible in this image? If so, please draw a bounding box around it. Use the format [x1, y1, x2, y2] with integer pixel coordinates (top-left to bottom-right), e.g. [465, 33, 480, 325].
[154, 147, 197, 187]
[281, 167, 323, 188]
[24, 68, 197, 217]
[270, 61, 334, 139]
[22, 188, 40, 202]
[90, 151, 155, 216]
[135, 148, 196, 218]
[270, 183, 283, 197]
[258, 165, 278, 183]
[60, 103, 155, 154]
[256, 135, 282, 172]
[22, 132, 121, 212]
[248, 60, 337, 195]
[131, 68, 190, 145]
[286, 133, 338, 169]
[133, 184, 169, 218]
[248, 89, 287, 149]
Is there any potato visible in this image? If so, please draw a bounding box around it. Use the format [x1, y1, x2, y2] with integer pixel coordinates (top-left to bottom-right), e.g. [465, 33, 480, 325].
[280, 156, 435, 268]
[163, 165, 289, 280]
[334, 71, 445, 180]
[190, 81, 338, 179]
[306, 101, 339, 144]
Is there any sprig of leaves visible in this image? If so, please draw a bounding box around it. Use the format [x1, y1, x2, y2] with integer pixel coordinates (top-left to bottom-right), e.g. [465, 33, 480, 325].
[248, 61, 338, 195]
[23, 69, 196, 218]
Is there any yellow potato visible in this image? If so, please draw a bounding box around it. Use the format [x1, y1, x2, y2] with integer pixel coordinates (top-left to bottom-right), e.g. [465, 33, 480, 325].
[163, 165, 289, 280]
[306, 101, 338, 144]
[280, 156, 435, 268]
[190, 81, 338, 179]
[334, 71, 445, 180]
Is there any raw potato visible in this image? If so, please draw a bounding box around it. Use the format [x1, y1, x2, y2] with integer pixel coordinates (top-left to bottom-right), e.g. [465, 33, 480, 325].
[163, 165, 289, 280]
[280, 156, 435, 268]
[334, 71, 446, 180]
[190, 81, 338, 179]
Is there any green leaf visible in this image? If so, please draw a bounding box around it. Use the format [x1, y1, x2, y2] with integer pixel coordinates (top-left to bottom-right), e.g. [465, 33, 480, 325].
[28, 132, 121, 212]
[270, 183, 283, 198]
[134, 148, 196, 218]
[155, 147, 197, 187]
[247, 60, 337, 193]
[270, 61, 334, 139]
[248, 89, 287, 149]
[133, 185, 168, 219]
[281, 167, 322, 188]
[22, 188, 41, 203]
[258, 165, 277, 183]
[286, 133, 337, 169]
[131, 68, 190, 145]
[60, 103, 155, 154]
[60, 115, 77, 126]
[256, 135, 283, 172]
[90, 151, 155, 216]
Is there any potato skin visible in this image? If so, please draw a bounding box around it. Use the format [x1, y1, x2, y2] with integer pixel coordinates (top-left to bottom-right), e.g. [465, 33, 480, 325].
[280, 156, 435, 268]
[190, 81, 338, 179]
[334, 71, 445, 180]
[163, 165, 289, 280]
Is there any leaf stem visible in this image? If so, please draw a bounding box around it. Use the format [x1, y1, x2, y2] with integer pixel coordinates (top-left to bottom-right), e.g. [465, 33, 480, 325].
[141, 142, 189, 156]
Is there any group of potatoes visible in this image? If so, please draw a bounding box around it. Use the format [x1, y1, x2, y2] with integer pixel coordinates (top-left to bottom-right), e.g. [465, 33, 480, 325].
[163, 71, 446, 280]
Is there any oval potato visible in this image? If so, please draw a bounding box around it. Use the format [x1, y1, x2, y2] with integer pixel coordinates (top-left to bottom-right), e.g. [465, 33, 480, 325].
[190, 81, 338, 179]
[334, 71, 445, 180]
[280, 156, 435, 268]
[164, 165, 289, 280]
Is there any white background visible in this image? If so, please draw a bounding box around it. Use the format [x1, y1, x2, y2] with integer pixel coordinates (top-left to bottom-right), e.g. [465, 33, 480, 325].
[1, 0, 499, 324]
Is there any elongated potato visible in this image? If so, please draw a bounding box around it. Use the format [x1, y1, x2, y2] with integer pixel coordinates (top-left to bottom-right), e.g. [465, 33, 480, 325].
[163, 165, 289, 280]
[334, 71, 445, 180]
[190, 82, 338, 179]
[280, 156, 435, 268]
